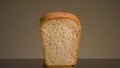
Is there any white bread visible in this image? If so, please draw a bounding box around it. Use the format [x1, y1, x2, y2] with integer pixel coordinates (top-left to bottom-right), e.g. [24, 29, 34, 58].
[40, 12, 81, 66]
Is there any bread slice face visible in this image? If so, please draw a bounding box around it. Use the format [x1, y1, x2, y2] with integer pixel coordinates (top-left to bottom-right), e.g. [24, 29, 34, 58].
[40, 12, 81, 66]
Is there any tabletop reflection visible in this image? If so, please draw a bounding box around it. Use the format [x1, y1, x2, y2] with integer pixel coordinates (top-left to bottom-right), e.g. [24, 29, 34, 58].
[45, 67, 75, 68]
[0, 59, 120, 68]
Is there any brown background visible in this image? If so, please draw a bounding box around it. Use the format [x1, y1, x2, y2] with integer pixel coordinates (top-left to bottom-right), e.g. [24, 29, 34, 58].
[0, 0, 120, 59]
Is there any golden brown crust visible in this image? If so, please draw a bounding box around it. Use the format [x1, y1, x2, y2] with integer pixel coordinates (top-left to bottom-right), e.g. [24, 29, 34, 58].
[40, 12, 80, 26]
[45, 64, 75, 67]
[40, 12, 81, 66]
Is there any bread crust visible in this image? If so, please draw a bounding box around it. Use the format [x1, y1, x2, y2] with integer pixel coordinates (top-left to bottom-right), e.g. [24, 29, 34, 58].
[40, 12, 81, 66]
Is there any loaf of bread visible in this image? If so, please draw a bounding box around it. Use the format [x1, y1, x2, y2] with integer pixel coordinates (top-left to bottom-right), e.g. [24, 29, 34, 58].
[40, 12, 81, 66]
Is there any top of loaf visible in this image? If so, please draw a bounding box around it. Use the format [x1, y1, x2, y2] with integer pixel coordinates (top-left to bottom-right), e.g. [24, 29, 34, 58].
[40, 12, 80, 24]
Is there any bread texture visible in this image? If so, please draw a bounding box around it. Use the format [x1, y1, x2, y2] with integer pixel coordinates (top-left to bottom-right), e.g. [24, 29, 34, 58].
[40, 12, 81, 66]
